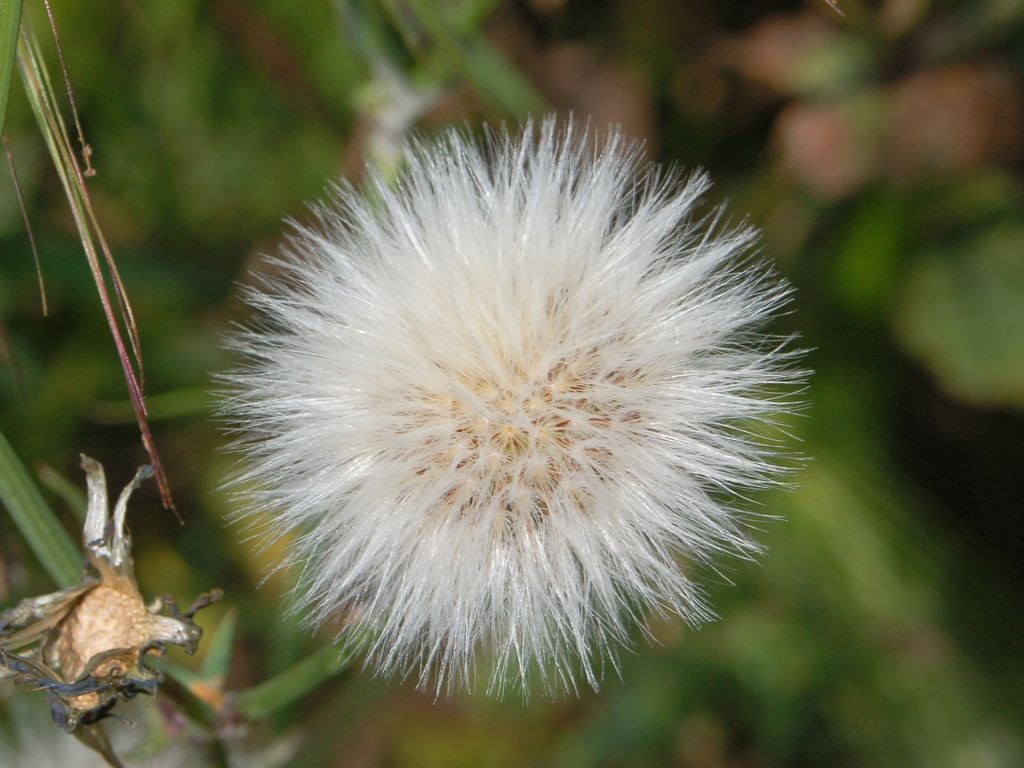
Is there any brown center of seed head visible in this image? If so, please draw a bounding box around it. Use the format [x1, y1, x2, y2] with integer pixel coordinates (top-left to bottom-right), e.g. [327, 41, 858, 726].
[55, 578, 151, 681]
[407, 354, 641, 526]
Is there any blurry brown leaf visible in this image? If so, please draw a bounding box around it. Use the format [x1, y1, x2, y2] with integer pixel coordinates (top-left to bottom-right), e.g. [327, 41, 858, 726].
[775, 101, 878, 200]
[486, 11, 656, 146]
[884, 63, 1024, 182]
[671, 64, 729, 120]
[537, 43, 657, 148]
[711, 13, 836, 96]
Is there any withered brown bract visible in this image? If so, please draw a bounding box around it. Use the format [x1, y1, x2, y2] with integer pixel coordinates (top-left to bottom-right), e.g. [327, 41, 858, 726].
[0, 456, 220, 767]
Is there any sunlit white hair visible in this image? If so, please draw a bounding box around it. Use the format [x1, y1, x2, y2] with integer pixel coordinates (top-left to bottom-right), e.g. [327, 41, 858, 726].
[223, 117, 801, 697]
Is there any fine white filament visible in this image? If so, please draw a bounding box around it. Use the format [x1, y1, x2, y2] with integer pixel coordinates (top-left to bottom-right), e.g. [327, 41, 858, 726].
[223, 118, 801, 697]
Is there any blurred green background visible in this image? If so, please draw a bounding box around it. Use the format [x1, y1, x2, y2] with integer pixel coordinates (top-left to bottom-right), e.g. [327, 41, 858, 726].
[1, 0, 1023, 765]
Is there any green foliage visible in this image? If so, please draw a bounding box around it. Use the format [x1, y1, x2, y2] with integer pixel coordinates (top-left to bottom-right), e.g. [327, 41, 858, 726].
[234, 643, 357, 721]
[895, 222, 1024, 407]
[0, 0, 22, 134]
[0, 426, 79, 586]
[0, 0, 1022, 765]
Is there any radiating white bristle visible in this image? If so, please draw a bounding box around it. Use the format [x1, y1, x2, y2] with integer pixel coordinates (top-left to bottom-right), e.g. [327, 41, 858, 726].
[222, 117, 803, 698]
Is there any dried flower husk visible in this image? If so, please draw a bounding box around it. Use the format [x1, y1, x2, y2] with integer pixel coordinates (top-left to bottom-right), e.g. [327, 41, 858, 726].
[0, 456, 220, 744]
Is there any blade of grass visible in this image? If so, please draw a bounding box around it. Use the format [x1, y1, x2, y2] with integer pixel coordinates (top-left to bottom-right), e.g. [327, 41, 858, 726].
[233, 643, 357, 720]
[460, 40, 545, 116]
[0, 428, 81, 587]
[36, 463, 88, 521]
[16, 17, 178, 518]
[0, 4, 46, 320]
[384, 0, 544, 115]
[0, 0, 22, 133]
[4, 133, 47, 314]
[41, 0, 94, 175]
[199, 608, 237, 681]
[333, 0, 396, 63]
[452, 0, 504, 33]
[34, 5, 142, 372]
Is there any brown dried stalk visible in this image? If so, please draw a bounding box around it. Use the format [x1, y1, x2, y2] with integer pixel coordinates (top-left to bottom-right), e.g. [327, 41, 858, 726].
[15, 15, 178, 518]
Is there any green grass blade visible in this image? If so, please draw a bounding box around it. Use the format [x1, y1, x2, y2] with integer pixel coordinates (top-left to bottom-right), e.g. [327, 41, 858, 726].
[36, 463, 88, 521]
[0, 0, 22, 133]
[453, 0, 504, 34]
[16, 16, 178, 516]
[404, 0, 544, 115]
[376, 0, 544, 116]
[234, 643, 357, 720]
[199, 608, 238, 680]
[462, 39, 545, 116]
[0, 429, 81, 587]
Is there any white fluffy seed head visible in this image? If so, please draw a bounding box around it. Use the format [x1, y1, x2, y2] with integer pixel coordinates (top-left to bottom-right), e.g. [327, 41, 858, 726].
[222, 117, 802, 697]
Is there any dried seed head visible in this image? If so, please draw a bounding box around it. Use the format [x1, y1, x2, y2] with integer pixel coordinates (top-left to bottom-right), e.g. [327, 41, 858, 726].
[224, 117, 803, 696]
[0, 457, 217, 736]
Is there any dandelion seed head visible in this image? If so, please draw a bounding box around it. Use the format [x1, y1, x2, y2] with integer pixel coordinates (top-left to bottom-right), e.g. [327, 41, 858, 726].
[223, 117, 802, 697]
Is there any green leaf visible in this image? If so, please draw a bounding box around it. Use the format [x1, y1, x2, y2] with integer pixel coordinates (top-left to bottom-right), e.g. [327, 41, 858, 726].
[893, 222, 1024, 408]
[395, 0, 545, 116]
[0, 427, 80, 587]
[0, 0, 22, 134]
[461, 39, 544, 116]
[234, 642, 358, 720]
[199, 608, 238, 680]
